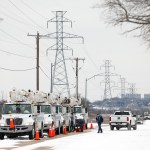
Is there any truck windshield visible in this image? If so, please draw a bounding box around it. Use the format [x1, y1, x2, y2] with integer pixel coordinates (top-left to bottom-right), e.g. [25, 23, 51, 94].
[115, 112, 130, 115]
[56, 105, 62, 113]
[74, 107, 82, 113]
[3, 104, 32, 114]
[41, 105, 51, 114]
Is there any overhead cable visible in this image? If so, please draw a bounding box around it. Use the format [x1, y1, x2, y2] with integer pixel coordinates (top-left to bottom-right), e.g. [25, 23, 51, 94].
[0, 67, 36, 71]
[0, 49, 35, 59]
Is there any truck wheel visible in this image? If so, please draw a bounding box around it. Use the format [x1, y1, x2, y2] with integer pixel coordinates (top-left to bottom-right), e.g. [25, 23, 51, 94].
[56, 122, 61, 135]
[133, 124, 137, 130]
[85, 123, 88, 129]
[0, 133, 4, 140]
[29, 126, 35, 140]
[80, 126, 83, 132]
[127, 124, 131, 130]
[67, 121, 71, 132]
[110, 125, 114, 130]
[116, 127, 120, 130]
[39, 124, 44, 138]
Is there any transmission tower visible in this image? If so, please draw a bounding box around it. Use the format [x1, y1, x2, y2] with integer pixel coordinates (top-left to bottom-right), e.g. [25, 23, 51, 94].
[128, 83, 136, 99]
[120, 77, 126, 98]
[45, 11, 83, 97]
[100, 60, 116, 100]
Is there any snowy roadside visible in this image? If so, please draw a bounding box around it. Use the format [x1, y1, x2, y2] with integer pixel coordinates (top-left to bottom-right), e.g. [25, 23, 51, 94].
[1, 121, 150, 150]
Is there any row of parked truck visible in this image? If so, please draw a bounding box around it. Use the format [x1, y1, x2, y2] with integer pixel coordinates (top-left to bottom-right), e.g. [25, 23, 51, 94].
[0, 89, 88, 140]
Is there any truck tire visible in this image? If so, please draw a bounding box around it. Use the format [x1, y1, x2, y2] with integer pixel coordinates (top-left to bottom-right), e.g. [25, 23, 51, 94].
[81, 126, 83, 132]
[0, 133, 4, 140]
[116, 127, 120, 130]
[133, 124, 137, 130]
[39, 124, 44, 138]
[110, 125, 114, 130]
[85, 123, 88, 129]
[127, 124, 131, 130]
[56, 122, 61, 135]
[29, 125, 35, 140]
[67, 121, 71, 132]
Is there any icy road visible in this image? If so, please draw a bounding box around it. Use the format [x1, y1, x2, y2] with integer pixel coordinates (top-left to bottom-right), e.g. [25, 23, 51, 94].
[0, 121, 150, 150]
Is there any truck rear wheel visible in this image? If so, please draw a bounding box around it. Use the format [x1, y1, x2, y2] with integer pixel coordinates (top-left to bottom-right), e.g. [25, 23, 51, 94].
[127, 124, 131, 130]
[0, 133, 4, 140]
[110, 125, 114, 130]
[116, 127, 120, 130]
[133, 124, 137, 130]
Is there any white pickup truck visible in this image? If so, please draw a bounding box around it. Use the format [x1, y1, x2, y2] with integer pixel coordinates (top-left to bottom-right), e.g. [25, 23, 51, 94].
[109, 111, 137, 130]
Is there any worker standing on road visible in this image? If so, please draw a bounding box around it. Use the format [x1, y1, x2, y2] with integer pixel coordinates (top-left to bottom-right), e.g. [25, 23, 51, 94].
[96, 113, 103, 133]
[70, 113, 75, 132]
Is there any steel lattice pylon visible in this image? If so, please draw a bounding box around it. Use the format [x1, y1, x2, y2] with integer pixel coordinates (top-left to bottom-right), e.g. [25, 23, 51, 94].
[46, 11, 83, 97]
[103, 60, 113, 100]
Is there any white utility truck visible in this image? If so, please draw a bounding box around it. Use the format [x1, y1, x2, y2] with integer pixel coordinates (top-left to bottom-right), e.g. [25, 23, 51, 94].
[0, 89, 44, 140]
[32, 91, 54, 135]
[62, 97, 88, 132]
[46, 93, 65, 135]
[109, 111, 137, 130]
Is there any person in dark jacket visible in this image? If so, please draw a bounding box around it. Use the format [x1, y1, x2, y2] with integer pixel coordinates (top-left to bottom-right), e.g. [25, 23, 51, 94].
[96, 114, 103, 133]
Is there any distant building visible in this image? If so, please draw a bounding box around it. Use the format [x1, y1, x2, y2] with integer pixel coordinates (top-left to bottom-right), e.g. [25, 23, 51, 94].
[144, 94, 150, 99]
[124, 93, 141, 99]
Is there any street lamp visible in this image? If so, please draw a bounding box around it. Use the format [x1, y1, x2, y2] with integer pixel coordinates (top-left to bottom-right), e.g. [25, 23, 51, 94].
[85, 74, 102, 106]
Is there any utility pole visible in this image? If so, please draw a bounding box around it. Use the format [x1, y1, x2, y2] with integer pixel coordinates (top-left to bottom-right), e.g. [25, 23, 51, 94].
[50, 63, 53, 93]
[70, 57, 85, 99]
[28, 32, 40, 91]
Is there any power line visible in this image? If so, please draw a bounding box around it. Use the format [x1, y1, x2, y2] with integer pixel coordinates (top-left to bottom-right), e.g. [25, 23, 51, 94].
[0, 8, 33, 26]
[0, 49, 35, 59]
[39, 66, 50, 80]
[8, 0, 48, 32]
[0, 67, 36, 71]
[20, 0, 49, 20]
[0, 29, 34, 50]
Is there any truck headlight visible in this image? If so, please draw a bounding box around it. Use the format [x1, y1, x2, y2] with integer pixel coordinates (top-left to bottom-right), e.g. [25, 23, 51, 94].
[45, 121, 49, 124]
[0, 123, 5, 126]
[25, 122, 33, 125]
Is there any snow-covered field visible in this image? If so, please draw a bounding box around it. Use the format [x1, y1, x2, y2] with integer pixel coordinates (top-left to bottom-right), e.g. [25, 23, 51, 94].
[1, 121, 150, 150]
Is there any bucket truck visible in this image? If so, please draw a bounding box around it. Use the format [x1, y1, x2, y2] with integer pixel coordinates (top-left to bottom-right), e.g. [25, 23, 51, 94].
[0, 89, 44, 140]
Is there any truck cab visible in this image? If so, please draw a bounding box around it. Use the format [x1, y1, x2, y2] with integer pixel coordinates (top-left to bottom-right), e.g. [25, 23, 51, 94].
[0, 102, 44, 140]
[51, 104, 65, 135]
[33, 103, 53, 134]
[82, 107, 88, 129]
[73, 106, 85, 131]
[62, 105, 71, 132]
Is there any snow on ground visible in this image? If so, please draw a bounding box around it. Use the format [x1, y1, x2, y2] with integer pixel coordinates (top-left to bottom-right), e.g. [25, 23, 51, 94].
[1, 121, 150, 150]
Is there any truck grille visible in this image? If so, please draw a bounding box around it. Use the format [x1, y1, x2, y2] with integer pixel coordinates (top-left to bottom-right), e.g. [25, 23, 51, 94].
[6, 118, 23, 125]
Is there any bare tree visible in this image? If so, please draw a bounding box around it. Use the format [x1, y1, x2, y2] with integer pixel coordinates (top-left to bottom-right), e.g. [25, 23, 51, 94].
[97, 0, 150, 45]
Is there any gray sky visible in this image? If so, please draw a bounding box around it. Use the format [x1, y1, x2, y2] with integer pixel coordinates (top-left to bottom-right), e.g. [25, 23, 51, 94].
[0, 0, 150, 102]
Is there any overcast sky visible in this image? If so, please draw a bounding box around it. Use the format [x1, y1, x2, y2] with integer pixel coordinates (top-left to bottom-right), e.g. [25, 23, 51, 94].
[0, 0, 150, 102]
